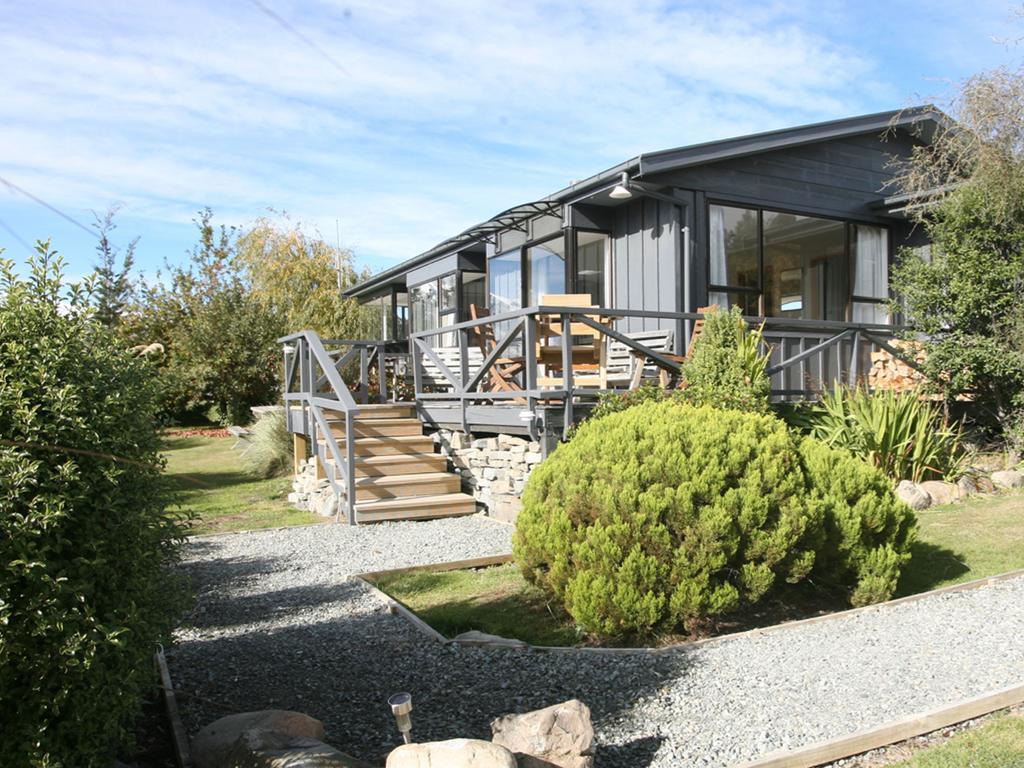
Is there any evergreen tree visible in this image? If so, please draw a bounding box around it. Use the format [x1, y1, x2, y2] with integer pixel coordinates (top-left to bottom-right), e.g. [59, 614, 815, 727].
[92, 206, 137, 328]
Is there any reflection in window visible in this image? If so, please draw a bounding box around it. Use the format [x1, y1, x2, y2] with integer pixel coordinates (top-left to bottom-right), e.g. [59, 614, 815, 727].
[708, 290, 760, 316]
[763, 211, 845, 321]
[410, 282, 438, 335]
[576, 231, 607, 305]
[526, 237, 566, 305]
[460, 272, 486, 320]
[489, 250, 522, 342]
[709, 204, 759, 289]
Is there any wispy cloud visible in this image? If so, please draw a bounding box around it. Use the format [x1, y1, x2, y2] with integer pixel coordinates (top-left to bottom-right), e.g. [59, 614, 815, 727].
[0, 0, 1018, 274]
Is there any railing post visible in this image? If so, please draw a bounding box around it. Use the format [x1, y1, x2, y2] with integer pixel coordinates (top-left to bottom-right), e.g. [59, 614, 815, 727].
[524, 312, 537, 410]
[344, 410, 356, 524]
[376, 343, 387, 402]
[358, 346, 369, 404]
[561, 311, 573, 439]
[411, 338, 424, 400]
[848, 330, 861, 388]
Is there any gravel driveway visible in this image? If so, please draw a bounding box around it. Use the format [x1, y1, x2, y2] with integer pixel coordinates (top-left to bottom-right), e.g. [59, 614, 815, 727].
[169, 517, 1024, 767]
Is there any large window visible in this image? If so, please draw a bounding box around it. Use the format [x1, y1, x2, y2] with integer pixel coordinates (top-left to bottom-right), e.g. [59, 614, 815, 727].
[708, 203, 889, 323]
[410, 280, 438, 335]
[526, 237, 566, 305]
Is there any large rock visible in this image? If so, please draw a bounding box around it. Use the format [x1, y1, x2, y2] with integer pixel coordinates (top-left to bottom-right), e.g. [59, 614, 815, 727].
[895, 480, 931, 510]
[192, 710, 325, 768]
[226, 730, 373, 767]
[919, 480, 960, 507]
[452, 630, 529, 649]
[491, 699, 595, 768]
[387, 738, 517, 768]
[992, 469, 1024, 489]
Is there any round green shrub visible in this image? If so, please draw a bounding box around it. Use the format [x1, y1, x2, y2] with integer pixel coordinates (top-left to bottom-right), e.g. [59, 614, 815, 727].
[514, 400, 916, 638]
[0, 248, 188, 767]
[798, 437, 917, 606]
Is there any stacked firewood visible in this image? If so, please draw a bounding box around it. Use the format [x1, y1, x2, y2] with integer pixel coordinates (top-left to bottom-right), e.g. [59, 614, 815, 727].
[867, 341, 927, 392]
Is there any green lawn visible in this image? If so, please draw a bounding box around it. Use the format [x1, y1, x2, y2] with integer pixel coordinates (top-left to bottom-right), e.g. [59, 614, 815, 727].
[372, 563, 581, 647]
[889, 713, 1024, 767]
[163, 434, 321, 536]
[373, 491, 1024, 647]
[898, 490, 1024, 595]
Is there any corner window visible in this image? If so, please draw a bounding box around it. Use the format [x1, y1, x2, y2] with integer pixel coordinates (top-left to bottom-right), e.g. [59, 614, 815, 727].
[708, 202, 889, 323]
[526, 237, 566, 305]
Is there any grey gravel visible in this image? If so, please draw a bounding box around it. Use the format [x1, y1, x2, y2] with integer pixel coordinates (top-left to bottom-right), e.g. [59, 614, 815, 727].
[169, 518, 1024, 768]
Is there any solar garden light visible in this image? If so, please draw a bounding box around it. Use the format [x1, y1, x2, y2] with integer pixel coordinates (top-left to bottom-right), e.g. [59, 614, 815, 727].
[389, 692, 413, 743]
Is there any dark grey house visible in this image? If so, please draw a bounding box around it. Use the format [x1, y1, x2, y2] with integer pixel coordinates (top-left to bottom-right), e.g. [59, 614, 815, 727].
[346, 106, 937, 350]
[283, 108, 941, 523]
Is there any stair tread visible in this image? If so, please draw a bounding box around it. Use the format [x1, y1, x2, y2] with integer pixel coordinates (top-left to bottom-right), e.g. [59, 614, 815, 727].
[354, 471, 455, 486]
[318, 434, 431, 444]
[356, 492, 476, 511]
[325, 417, 419, 426]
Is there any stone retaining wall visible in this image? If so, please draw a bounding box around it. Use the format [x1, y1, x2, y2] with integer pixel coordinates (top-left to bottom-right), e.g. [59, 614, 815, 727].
[432, 429, 544, 522]
[288, 431, 544, 522]
[289, 457, 338, 518]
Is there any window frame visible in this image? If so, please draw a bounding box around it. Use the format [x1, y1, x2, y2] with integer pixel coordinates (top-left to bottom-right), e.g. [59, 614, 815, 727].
[706, 199, 893, 322]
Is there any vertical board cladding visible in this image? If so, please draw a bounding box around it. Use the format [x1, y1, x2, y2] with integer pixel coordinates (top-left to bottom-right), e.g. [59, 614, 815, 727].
[612, 197, 681, 335]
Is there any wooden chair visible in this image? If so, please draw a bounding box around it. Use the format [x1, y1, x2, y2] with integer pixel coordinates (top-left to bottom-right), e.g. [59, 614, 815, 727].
[411, 346, 485, 391]
[605, 329, 678, 389]
[535, 294, 609, 388]
[469, 304, 525, 393]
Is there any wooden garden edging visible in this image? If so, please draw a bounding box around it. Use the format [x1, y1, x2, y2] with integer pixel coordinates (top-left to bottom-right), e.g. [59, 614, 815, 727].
[358, 558, 1024, 764]
[155, 645, 193, 768]
[731, 681, 1024, 768]
[358, 560, 1024, 655]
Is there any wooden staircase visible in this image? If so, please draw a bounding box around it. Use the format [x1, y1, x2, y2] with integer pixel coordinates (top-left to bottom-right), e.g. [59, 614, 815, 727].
[316, 403, 478, 524]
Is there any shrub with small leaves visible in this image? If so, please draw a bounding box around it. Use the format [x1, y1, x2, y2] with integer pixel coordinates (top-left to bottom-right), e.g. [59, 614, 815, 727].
[680, 306, 770, 413]
[514, 400, 916, 639]
[0, 245, 187, 767]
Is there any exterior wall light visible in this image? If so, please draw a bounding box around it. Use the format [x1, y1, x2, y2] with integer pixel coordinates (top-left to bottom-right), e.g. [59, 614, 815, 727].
[389, 692, 413, 744]
[609, 172, 633, 199]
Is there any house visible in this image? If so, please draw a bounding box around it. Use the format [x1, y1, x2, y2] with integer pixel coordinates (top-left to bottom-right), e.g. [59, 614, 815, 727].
[284, 107, 942, 523]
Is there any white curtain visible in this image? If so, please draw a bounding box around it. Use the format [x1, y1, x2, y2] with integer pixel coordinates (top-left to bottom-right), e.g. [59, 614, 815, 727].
[709, 204, 727, 287]
[853, 225, 888, 299]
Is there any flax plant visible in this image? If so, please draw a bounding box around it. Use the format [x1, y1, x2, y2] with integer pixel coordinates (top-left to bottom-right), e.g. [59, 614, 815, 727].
[807, 384, 967, 483]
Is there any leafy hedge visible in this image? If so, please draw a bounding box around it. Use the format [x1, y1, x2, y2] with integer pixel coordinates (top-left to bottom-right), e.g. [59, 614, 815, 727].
[514, 400, 915, 638]
[0, 248, 187, 767]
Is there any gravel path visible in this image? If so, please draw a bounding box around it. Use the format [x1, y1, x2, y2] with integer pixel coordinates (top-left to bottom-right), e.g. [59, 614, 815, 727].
[169, 517, 1024, 767]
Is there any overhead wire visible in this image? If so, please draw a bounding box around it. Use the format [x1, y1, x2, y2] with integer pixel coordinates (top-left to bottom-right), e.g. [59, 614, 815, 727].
[0, 175, 98, 239]
[246, 0, 349, 77]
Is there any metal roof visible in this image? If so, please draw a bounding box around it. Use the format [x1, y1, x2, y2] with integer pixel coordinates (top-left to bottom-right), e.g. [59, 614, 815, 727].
[346, 105, 944, 299]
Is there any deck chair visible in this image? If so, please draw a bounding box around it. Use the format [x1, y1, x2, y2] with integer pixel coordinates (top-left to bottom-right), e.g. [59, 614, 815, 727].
[605, 329, 680, 389]
[469, 304, 525, 393]
[535, 294, 610, 388]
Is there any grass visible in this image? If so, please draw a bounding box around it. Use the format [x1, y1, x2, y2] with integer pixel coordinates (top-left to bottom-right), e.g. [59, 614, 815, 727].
[888, 713, 1024, 767]
[372, 563, 580, 647]
[897, 490, 1024, 595]
[373, 491, 1024, 647]
[163, 434, 321, 536]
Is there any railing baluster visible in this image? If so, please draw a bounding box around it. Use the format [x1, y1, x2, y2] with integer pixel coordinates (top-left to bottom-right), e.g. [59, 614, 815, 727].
[344, 410, 356, 524]
[561, 311, 573, 440]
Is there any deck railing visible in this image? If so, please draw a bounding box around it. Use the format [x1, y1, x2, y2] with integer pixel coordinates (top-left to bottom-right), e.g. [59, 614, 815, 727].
[407, 305, 920, 438]
[279, 332, 385, 523]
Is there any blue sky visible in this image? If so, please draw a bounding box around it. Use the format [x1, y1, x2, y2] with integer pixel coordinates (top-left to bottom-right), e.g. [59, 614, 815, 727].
[1, 0, 1022, 280]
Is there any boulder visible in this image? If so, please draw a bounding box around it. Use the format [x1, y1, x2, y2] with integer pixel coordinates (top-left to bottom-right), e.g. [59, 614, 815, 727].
[192, 710, 325, 768]
[491, 699, 596, 768]
[992, 469, 1024, 490]
[919, 480, 960, 507]
[452, 630, 529, 649]
[895, 480, 931, 510]
[956, 475, 980, 497]
[226, 730, 373, 768]
[975, 474, 996, 493]
[387, 738, 517, 768]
